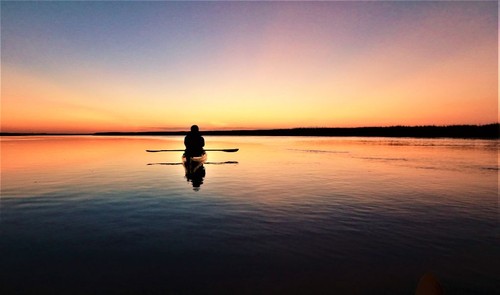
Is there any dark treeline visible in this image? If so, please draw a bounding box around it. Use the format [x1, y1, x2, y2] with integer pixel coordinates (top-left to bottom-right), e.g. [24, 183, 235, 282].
[92, 124, 499, 139]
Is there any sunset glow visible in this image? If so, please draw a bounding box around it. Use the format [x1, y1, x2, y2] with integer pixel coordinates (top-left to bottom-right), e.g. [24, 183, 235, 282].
[1, 1, 498, 133]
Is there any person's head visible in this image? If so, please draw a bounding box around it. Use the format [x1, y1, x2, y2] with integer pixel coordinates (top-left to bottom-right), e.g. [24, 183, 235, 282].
[190, 125, 199, 133]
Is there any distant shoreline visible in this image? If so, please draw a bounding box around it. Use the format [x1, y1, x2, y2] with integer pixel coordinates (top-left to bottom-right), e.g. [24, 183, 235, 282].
[1, 124, 498, 139]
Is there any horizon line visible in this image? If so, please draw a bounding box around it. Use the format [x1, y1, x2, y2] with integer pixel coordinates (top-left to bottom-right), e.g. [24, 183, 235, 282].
[1, 123, 498, 137]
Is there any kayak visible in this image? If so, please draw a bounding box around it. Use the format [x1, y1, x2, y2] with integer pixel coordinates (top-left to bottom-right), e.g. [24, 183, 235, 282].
[183, 153, 207, 191]
[182, 153, 207, 174]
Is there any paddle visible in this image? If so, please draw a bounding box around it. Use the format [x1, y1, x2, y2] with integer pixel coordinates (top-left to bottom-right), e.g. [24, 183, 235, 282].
[146, 148, 239, 153]
[147, 161, 238, 166]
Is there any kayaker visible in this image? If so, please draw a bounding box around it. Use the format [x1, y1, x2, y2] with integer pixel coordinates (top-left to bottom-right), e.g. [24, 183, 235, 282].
[184, 125, 205, 157]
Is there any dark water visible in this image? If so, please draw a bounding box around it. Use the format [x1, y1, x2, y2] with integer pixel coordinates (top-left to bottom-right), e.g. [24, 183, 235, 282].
[1, 136, 498, 294]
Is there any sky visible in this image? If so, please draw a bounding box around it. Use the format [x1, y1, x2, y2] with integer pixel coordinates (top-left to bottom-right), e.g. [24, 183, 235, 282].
[1, 1, 498, 133]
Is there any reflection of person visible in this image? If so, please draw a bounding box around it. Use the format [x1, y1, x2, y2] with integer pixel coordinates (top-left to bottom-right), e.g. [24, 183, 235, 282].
[186, 166, 206, 191]
[184, 125, 205, 157]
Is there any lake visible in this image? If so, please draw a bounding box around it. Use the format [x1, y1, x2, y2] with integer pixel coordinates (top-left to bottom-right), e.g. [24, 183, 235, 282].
[1, 136, 498, 294]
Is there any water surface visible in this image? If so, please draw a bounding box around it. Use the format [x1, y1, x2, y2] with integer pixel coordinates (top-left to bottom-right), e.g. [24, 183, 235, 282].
[1, 136, 498, 294]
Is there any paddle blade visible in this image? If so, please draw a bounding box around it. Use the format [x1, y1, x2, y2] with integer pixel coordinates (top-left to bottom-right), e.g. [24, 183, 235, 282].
[146, 149, 185, 152]
[205, 148, 239, 152]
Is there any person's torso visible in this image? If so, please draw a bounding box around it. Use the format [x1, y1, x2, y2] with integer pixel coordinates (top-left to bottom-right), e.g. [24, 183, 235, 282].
[185, 133, 204, 152]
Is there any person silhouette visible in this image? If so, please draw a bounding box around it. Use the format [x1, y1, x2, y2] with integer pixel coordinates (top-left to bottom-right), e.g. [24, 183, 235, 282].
[184, 125, 205, 157]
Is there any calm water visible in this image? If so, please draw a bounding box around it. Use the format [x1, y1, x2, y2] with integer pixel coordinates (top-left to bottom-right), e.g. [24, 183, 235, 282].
[1, 136, 498, 294]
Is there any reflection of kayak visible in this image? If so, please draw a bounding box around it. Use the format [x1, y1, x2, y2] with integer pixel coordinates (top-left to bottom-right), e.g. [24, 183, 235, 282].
[182, 153, 207, 174]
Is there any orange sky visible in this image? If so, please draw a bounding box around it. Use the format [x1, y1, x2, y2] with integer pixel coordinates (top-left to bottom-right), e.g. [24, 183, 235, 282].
[1, 1, 498, 133]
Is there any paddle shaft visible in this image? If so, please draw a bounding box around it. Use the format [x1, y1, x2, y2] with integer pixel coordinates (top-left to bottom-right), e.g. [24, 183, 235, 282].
[147, 161, 238, 165]
[146, 148, 239, 153]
